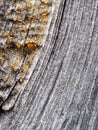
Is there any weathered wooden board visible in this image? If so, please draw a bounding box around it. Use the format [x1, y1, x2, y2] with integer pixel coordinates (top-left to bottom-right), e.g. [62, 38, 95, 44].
[0, 0, 98, 130]
[0, 0, 54, 110]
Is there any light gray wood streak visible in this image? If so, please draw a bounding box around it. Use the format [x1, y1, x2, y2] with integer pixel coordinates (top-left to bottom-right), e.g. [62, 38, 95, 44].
[0, 0, 98, 130]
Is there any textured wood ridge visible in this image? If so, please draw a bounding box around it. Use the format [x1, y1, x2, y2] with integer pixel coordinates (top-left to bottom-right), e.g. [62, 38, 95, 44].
[0, 0, 98, 130]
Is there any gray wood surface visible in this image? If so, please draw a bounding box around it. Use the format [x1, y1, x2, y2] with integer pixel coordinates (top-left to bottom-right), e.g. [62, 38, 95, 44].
[0, 0, 98, 130]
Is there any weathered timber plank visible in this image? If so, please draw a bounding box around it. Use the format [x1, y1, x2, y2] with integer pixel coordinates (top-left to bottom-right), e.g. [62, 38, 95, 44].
[0, 0, 54, 110]
[0, 0, 98, 130]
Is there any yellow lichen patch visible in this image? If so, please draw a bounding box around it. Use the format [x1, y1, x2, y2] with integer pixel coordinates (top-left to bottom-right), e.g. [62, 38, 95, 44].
[28, 43, 37, 48]
[13, 17, 17, 22]
[10, 59, 20, 68]
[7, 35, 13, 42]
[19, 68, 24, 73]
[33, 36, 37, 41]
[9, 33, 14, 37]
[22, 20, 26, 24]
[19, 77, 24, 83]
[18, 19, 23, 22]
[41, 11, 48, 18]
[17, 3, 24, 10]
[25, 40, 32, 44]
[5, 13, 8, 16]
[2, 32, 8, 37]
[26, 42, 37, 49]
[25, 0, 32, 7]
[40, 0, 50, 5]
[19, 27, 26, 32]
[39, 18, 43, 22]
[38, 37, 43, 42]
[22, 63, 30, 72]
[37, 26, 43, 31]
[15, 10, 21, 14]
[21, 32, 25, 37]
[32, 6, 36, 11]
[39, 5, 45, 9]
[16, 43, 21, 49]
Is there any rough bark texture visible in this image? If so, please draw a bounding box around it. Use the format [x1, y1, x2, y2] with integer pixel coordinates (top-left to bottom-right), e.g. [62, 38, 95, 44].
[0, 0, 98, 130]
